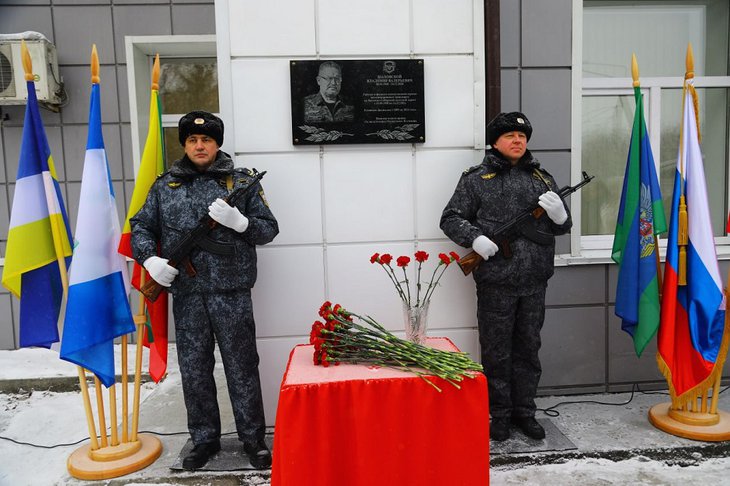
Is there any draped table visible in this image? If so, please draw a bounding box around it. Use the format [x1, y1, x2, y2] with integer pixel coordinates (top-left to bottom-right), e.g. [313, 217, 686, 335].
[271, 337, 490, 486]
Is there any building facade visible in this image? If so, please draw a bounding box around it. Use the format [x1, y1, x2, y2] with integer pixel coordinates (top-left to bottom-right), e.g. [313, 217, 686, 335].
[1, 0, 728, 425]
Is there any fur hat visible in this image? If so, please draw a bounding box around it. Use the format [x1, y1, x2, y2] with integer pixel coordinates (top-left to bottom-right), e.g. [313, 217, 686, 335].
[486, 112, 532, 146]
[178, 111, 224, 147]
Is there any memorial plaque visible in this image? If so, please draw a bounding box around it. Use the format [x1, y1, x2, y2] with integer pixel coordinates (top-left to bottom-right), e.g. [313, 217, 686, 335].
[290, 59, 425, 145]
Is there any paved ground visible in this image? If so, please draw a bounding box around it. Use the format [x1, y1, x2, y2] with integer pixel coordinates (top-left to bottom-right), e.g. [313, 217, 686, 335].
[1, 346, 729, 485]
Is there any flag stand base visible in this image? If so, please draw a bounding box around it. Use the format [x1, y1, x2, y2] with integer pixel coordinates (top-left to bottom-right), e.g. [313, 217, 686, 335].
[648, 402, 730, 441]
[67, 433, 162, 480]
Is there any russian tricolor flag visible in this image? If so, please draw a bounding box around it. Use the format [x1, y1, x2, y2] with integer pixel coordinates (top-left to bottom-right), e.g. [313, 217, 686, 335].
[658, 79, 726, 403]
[60, 81, 135, 387]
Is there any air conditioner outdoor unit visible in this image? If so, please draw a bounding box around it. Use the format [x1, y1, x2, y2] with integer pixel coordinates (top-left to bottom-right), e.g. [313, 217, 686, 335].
[0, 32, 63, 110]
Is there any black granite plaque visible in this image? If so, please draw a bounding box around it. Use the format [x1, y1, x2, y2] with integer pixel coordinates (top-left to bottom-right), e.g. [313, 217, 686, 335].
[290, 59, 425, 145]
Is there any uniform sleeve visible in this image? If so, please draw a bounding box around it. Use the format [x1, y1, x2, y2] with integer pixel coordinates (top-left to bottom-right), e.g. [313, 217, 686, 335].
[130, 182, 163, 265]
[240, 182, 279, 245]
[439, 174, 484, 248]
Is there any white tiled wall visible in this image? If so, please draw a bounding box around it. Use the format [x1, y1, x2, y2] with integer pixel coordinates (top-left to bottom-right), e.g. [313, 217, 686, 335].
[219, 0, 485, 424]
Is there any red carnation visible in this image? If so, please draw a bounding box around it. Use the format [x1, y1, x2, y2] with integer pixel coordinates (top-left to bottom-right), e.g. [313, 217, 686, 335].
[397, 256, 410, 267]
[380, 253, 393, 265]
[414, 250, 429, 263]
[449, 251, 461, 262]
[370, 253, 380, 264]
[439, 253, 451, 265]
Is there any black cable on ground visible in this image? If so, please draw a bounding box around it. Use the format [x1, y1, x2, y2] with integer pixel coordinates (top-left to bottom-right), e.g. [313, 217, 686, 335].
[537, 383, 729, 418]
[2, 385, 727, 447]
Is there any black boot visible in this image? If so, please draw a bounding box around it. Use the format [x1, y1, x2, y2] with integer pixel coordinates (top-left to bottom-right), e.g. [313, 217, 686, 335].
[182, 440, 221, 470]
[512, 416, 545, 440]
[244, 440, 272, 469]
[490, 417, 510, 441]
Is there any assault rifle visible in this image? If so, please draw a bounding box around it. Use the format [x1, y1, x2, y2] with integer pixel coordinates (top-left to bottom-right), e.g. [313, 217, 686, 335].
[140, 170, 266, 302]
[457, 171, 593, 276]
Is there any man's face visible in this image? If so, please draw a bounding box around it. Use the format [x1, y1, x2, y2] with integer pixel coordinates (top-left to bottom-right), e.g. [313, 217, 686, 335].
[184, 134, 219, 171]
[493, 131, 527, 164]
[317, 66, 342, 102]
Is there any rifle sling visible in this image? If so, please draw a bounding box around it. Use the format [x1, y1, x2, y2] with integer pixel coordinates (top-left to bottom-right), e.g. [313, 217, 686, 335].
[519, 223, 554, 246]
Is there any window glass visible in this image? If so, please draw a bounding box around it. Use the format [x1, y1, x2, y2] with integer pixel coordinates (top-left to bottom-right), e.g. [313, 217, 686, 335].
[158, 57, 219, 168]
[164, 128, 185, 169]
[581, 0, 729, 247]
[584, 1, 729, 78]
[660, 87, 729, 236]
[159, 58, 218, 115]
[581, 94, 635, 235]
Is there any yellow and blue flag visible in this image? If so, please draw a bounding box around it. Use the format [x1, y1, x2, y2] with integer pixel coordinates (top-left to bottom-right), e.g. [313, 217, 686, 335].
[60, 80, 135, 387]
[1, 81, 73, 348]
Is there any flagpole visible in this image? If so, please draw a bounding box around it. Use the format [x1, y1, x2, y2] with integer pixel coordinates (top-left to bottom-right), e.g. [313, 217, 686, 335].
[21, 39, 103, 451]
[676, 45, 693, 285]
[66, 45, 162, 480]
[648, 43, 730, 442]
[130, 54, 161, 442]
[632, 53, 664, 292]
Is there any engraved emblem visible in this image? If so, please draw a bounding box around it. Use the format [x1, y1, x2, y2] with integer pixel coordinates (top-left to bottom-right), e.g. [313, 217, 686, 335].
[194, 118, 205, 125]
[383, 60, 396, 74]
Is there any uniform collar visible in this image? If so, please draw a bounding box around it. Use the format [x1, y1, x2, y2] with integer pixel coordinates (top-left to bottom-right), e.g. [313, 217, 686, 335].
[483, 148, 539, 172]
[170, 150, 234, 178]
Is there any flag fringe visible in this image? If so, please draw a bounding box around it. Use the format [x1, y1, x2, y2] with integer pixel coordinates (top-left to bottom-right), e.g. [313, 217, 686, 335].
[656, 312, 730, 410]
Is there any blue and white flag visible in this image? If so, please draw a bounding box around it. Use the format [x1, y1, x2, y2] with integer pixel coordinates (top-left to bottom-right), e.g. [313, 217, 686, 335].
[60, 82, 135, 387]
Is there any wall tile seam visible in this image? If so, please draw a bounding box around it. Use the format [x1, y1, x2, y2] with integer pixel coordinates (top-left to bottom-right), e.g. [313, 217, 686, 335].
[235, 146, 480, 156]
[228, 53, 476, 61]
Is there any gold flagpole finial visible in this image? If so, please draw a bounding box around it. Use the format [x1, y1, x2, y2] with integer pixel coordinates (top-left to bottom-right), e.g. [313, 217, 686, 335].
[685, 43, 694, 80]
[91, 44, 100, 84]
[631, 53, 640, 88]
[20, 40, 34, 82]
[151, 54, 160, 91]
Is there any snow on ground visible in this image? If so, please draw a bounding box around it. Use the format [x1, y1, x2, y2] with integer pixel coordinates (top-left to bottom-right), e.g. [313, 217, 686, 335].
[3, 389, 730, 485]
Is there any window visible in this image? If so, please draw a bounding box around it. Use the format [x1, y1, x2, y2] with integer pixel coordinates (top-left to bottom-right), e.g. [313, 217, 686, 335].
[159, 57, 219, 167]
[125, 35, 218, 171]
[578, 1, 730, 254]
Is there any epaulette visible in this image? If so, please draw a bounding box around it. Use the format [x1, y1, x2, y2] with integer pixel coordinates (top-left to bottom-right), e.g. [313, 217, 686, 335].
[234, 167, 258, 177]
[156, 169, 171, 179]
[462, 164, 482, 176]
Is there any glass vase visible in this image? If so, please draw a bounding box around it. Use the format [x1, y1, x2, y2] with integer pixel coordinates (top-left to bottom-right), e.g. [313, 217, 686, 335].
[403, 302, 429, 345]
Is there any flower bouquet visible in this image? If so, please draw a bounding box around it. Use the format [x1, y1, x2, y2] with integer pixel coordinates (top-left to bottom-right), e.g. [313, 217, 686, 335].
[370, 250, 460, 344]
[310, 301, 482, 391]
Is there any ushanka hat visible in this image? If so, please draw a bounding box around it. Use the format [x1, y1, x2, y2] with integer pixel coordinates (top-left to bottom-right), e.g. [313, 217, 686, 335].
[178, 110, 224, 146]
[486, 112, 532, 146]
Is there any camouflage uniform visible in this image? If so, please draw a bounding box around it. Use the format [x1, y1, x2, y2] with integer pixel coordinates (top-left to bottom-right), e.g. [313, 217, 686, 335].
[440, 148, 571, 419]
[131, 151, 278, 446]
[303, 93, 354, 123]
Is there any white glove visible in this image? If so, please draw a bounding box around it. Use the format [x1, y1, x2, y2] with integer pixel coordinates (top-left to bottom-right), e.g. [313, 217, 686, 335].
[208, 198, 249, 233]
[472, 235, 499, 261]
[538, 191, 568, 225]
[143, 256, 179, 287]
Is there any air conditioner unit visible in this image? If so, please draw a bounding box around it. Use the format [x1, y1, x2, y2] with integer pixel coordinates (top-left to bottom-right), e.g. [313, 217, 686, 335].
[0, 34, 63, 110]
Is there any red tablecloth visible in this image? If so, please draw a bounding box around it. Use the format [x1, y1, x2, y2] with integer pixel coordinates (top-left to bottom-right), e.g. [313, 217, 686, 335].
[271, 337, 490, 486]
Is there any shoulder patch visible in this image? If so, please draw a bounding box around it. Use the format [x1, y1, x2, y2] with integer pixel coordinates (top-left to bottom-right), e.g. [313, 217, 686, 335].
[259, 189, 269, 207]
[481, 173, 496, 180]
[532, 169, 553, 188]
